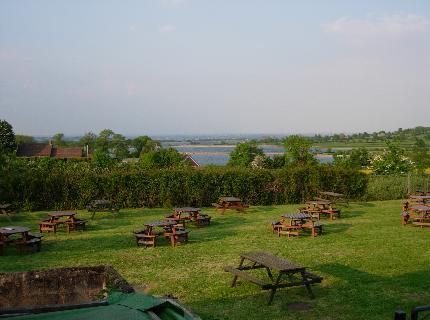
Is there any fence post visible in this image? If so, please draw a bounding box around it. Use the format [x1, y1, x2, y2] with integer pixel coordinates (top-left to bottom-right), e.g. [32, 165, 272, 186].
[407, 173, 411, 195]
[394, 310, 407, 320]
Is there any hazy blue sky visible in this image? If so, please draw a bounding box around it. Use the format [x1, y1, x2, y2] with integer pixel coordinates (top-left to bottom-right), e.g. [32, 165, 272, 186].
[1, 0, 429, 136]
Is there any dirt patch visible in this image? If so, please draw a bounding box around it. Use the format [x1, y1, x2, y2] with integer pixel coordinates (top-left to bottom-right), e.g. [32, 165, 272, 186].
[287, 302, 310, 311]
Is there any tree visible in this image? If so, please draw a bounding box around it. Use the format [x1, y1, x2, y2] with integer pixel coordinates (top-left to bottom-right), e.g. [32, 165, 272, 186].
[333, 147, 370, 169]
[52, 133, 66, 146]
[111, 133, 129, 160]
[0, 119, 16, 153]
[131, 136, 160, 157]
[15, 135, 35, 145]
[283, 135, 316, 165]
[140, 148, 188, 169]
[96, 129, 115, 153]
[370, 141, 414, 174]
[228, 142, 264, 167]
[80, 132, 97, 153]
[409, 138, 430, 170]
[91, 149, 118, 170]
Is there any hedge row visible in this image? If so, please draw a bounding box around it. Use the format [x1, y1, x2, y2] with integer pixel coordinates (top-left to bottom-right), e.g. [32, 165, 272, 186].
[363, 174, 430, 201]
[0, 161, 368, 211]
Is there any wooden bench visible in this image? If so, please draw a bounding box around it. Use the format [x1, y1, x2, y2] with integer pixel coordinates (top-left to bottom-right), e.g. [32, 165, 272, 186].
[66, 219, 87, 234]
[16, 238, 41, 254]
[38, 219, 58, 233]
[170, 229, 190, 247]
[223, 266, 272, 289]
[196, 215, 211, 227]
[134, 231, 157, 248]
[86, 200, 120, 219]
[278, 225, 302, 238]
[412, 222, 430, 228]
[302, 221, 323, 237]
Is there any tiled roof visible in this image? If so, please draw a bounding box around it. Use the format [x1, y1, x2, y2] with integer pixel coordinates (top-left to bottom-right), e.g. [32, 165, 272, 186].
[16, 143, 52, 157]
[16, 143, 84, 158]
[52, 147, 83, 158]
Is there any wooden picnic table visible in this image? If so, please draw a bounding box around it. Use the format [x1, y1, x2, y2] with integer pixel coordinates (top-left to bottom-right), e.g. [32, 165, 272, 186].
[86, 199, 120, 219]
[173, 207, 201, 221]
[414, 190, 430, 196]
[410, 205, 430, 222]
[135, 220, 189, 247]
[277, 213, 323, 237]
[213, 197, 249, 214]
[39, 211, 86, 234]
[408, 195, 430, 204]
[282, 213, 312, 226]
[305, 200, 340, 220]
[318, 191, 348, 206]
[224, 251, 322, 305]
[144, 220, 177, 235]
[0, 226, 41, 255]
[0, 226, 29, 238]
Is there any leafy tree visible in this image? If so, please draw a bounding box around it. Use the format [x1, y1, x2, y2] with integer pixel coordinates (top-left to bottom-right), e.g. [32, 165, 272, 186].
[91, 149, 117, 170]
[80, 132, 97, 152]
[370, 141, 414, 174]
[0, 119, 16, 153]
[52, 133, 66, 146]
[334, 147, 370, 169]
[139, 148, 188, 169]
[131, 136, 160, 157]
[15, 135, 35, 145]
[96, 129, 115, 153]
[283, 135, 316, 165]
[409, 138, 430, 170]
[228, 142, 264, 167]
[111, 133, 129, 159]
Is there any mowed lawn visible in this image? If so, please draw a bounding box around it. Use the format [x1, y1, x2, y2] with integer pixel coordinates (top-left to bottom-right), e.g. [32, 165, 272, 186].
[1, 201, 430, 320]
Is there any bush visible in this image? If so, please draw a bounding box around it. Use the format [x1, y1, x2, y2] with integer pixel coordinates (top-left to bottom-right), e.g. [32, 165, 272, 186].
[0, 161, 369, 210]
[363, 173, 430, 201]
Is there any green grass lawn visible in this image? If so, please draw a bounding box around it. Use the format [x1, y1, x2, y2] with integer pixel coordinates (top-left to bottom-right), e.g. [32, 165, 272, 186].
[1, 201, 430, 320]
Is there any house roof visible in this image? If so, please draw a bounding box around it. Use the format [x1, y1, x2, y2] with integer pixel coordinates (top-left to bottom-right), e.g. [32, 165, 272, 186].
[16, 143, 84, 158]
[16, 143, 53, 157]
[52, 147, 83, 158]
[182, 154, 200, 167]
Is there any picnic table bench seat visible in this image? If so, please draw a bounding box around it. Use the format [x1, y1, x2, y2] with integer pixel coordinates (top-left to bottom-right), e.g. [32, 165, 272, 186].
[412, 221, 430, 228]
[38, 219, 58, 233]
[196, 215, 211, 227]
[15, 238, 41, 254]
[223, 266, 272, 289]
[66, 218, 87, 234]
[134, 232, 157, 248]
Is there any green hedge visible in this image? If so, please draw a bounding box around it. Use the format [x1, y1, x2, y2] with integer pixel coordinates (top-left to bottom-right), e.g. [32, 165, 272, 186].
[0, 160, 368, 210]
[363, 174, 430, 201]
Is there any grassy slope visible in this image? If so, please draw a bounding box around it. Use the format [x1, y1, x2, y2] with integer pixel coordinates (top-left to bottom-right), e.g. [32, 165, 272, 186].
[1, 201, 430, 320]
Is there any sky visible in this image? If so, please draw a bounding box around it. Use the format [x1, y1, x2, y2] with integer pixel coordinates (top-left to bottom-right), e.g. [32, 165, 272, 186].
[0, 0, 429, 136]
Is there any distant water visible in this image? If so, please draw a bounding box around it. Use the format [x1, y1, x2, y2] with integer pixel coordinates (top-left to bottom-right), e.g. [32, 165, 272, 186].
[169, 145, 333, 166]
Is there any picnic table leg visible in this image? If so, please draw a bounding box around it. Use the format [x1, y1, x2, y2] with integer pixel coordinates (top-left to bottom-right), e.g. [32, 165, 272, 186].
[300, 271, 315, 299]
[231, 257, 245, 287]
[266, 267, 274, 281]
[267, 273, 283, 305]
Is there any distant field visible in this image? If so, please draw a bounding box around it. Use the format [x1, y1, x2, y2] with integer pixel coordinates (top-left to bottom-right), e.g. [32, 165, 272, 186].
[1, 201, 429, 320]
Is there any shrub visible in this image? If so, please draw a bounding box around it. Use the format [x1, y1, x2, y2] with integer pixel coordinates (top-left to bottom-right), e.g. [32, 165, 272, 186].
[0, 161, 369, 210]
